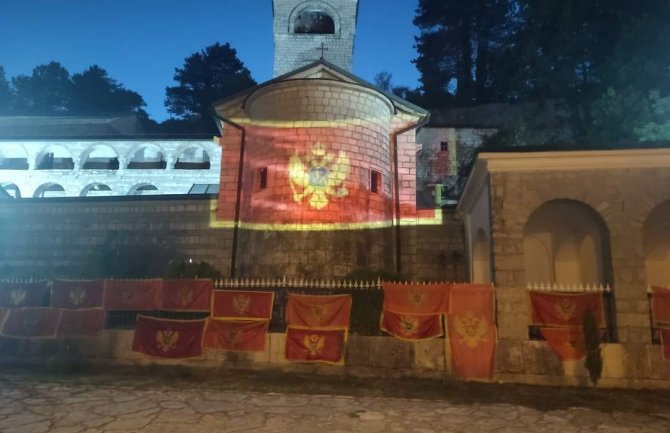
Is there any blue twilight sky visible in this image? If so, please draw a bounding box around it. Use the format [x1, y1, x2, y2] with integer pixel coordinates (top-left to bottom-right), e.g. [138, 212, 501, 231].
[0, 0, 421, 121]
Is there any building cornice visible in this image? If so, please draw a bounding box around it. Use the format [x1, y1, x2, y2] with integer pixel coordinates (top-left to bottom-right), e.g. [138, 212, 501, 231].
[457, 159, 489, 214]
[479, 148, 670, 172]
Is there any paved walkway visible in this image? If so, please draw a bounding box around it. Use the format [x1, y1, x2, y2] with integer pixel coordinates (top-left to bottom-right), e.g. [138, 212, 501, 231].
[1, 372, 669, 433]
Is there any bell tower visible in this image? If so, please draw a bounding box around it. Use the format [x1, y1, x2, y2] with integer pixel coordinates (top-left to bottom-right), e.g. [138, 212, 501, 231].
[272, 0, 359, 77]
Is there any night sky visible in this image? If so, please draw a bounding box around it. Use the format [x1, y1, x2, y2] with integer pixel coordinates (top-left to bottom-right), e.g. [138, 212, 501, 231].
[0, 0, 421, 121]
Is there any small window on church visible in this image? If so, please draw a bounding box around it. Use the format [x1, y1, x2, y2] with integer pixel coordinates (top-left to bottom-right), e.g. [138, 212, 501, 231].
[370, 170, 381, 194]
[259, 167, 268, 189]
[294, 9, 335, 34]
[440, 141, 448, 152]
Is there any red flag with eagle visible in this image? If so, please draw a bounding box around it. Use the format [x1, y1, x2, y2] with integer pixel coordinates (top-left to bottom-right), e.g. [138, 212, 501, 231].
[161, 279, 212, 312]
[529, 291, 604, 327]
[203, 318, 269, 352]
[52, 279, 104, 309]
[447, 283, 496, 380]
[104, 279, 162, 310]
[380, 310, 443, 340]
[211, 290, 274, 320]
[131, 315, 206, 358]
[0, 281, 50, 308]
[651, 286, 670, 328]
[1, 307, 61, 338]
[286, 294, 351, 329]
[285, 327, 347, 365]
[539, 327, 586, 360]
[56, 309, 107, 337]
[382, 282, 450, 314]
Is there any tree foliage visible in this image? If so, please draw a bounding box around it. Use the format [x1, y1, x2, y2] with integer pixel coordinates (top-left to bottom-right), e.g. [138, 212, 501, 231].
[165, 42, 256, 125]
[1, 62, 145, 116]
[413, 0, 670, 144]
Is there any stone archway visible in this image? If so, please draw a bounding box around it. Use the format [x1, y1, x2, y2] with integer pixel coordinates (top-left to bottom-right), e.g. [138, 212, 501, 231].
[523, 199, 612, 285]
[642, 200, 670, 287]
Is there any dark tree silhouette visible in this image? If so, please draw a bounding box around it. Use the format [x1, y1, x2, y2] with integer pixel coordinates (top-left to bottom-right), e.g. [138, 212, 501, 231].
[69, 65, 146, 115]
[0, 66, 11, 114]
[164, 42, 256, 133]
[12, 62, 72, 115]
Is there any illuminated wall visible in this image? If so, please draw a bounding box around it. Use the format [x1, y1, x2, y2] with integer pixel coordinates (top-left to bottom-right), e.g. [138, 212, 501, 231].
[213, 64, 433, 277]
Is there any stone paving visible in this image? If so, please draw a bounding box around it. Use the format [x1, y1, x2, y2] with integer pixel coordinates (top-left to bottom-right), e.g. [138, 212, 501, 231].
[1, 374, 670, 433]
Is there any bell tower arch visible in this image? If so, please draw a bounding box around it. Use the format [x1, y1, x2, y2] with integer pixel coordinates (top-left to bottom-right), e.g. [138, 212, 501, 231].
[272, 0, 359, 76]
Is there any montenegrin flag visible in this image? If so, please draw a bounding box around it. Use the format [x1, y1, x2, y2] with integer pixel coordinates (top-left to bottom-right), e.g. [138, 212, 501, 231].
[285, 327, 347, 365]
[530, 291, 603, 327]
[448, 283, 496, 380]
[0, 281, 50, 308]
[56, 309, 107, 337]
[380, 310, 443, 340]
[52, 279, 104, 309]
[104, 279, 162, 310]
[286, 293, 352, 328]
[540, 326, 586, 360]
[161, 279, 212, 312]
[203, 318, 269, 352]
[382, 282, 450, 314]
[211, 290, 275, 320]
[1, 308, 61, 338]
[660, 328, 670, 360]
[131, 315, 206, 359]
[651, 286, 670, 327]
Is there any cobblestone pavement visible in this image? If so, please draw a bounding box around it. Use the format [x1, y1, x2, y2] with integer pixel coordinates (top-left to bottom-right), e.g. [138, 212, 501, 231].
[1, 371, 669, 433]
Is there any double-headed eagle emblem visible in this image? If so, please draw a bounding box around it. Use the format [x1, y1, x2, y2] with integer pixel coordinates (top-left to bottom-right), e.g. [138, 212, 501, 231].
[303, 334, 326, 356]
[233, 294, 251, 316]
[9, 288, 27, 306]
[69, 286, 87, 307]
[555, 299, 577, 321]
[454, 311, 489, 348]
[288, 143, 350, 210]
[156, 330, 179, 352]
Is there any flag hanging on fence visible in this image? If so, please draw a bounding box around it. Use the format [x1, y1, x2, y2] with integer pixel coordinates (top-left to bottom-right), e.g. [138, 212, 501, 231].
[530, 291, 604, 327]
[540, 326, 586, 360]
[203, 318, 269, 352]
[0, 281, 50, 308]
[380, 310, 443, 340]
[660, 328, 670, 360]
[651, 286, 670, 327]
[52, 280, 104, 309]
[131, 315, 206, 358]
[285, 327, 347, 364]
[286, 294, 351, 328]
[162, 279, 212, 311]
[382, 282, 450, 314]
[56, 309, 107, 337]
[1, 308, 61, 338]
[104, 280, 162, 310]
[448, 283, 496, 380]
[211, 290, 274, 320]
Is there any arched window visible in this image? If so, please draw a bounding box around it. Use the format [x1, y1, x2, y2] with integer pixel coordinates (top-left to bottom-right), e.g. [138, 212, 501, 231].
[1, 182, 21, 198]
[0, 144, 29, 170]
[127, 145, 166, 169]
[643, 201, 670, 287]
[294, 9, 335, 34]
[523, 200, 612, 285]
[81, 183, 112, 197]
[81, 145, 119, 170]
[128, 184, 158, 196]
[36, 145, 74, 170]
[174, 147, 210, 170]
[34, 183, 66, 198]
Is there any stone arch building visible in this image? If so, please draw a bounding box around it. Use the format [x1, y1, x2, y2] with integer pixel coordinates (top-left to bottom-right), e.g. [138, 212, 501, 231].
[459, 148, 670, 384]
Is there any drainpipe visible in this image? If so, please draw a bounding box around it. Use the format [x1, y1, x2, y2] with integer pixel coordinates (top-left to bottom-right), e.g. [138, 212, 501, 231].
[390, 113, 431, 275]
[211, 110, 246, 279]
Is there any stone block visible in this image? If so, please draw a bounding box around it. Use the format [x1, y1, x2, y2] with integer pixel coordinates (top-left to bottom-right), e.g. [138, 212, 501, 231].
[495, 338, 524, 373]
[522, 340, 563, 376]
[413, 338, 446, 371]
[367, 336, 413, 369]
